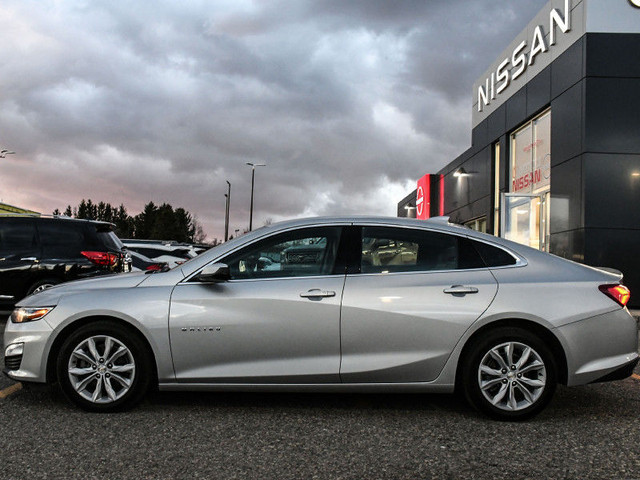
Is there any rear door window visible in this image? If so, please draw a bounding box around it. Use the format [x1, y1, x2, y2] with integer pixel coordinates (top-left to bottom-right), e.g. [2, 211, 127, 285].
[361, 226, 485, 273]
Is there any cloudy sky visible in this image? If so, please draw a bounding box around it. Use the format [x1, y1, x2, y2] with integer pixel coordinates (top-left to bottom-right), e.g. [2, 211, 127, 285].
[0, 0, 547, 240]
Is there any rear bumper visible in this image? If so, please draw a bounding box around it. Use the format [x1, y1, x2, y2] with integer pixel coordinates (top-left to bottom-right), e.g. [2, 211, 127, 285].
[557, 307, 639, 386]
[589, 357, 639, 384]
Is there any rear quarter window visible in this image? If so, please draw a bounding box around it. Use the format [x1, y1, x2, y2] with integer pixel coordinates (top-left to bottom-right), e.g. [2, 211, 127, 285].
[470, 240, 517, 267]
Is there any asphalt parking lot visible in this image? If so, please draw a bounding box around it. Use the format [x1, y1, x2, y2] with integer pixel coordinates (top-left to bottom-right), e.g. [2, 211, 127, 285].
[1, 319, 639, 480]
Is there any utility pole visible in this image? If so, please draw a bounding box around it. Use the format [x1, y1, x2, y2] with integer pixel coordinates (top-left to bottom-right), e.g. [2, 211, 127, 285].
[245, 163, 266, 231]
[224, 181, 231, 242]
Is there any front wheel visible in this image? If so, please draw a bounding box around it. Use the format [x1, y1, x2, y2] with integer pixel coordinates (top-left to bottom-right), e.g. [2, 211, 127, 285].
[462, 327, 557, 421]
[56, 321, 152, 412]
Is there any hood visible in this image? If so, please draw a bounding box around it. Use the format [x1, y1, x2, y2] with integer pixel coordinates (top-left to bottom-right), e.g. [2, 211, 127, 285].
[16, 272, 149, 307]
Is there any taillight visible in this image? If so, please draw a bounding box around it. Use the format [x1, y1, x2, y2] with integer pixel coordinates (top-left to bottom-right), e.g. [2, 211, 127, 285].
[146, 264, 162, 271]
[599, 284, 631, 307]
[81, 251, 119, 267]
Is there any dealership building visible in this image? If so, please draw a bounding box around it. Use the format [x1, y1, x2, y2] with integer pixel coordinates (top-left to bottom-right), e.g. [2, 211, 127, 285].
[398, 0, 640, 307]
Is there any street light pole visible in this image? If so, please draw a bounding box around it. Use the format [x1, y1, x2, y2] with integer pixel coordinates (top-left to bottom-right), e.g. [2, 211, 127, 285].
[224, 181, 231, 242]
[245, 162, 265, 231]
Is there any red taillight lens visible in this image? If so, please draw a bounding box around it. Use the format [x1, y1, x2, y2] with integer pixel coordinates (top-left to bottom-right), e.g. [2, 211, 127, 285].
[146, 264, 162, 271]
[599, 284, 631, 307]
[81, 251, 118, 267]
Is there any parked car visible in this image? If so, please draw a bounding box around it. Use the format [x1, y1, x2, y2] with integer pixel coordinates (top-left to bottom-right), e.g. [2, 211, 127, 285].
[0, 215, 131, 311]
[127, 250, 167, 272]
[121, 240, 197, 268]
[4, 216, 638, 419]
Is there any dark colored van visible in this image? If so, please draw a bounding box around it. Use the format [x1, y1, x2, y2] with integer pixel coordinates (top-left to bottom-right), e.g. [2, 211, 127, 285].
[0, 216, 131, 311]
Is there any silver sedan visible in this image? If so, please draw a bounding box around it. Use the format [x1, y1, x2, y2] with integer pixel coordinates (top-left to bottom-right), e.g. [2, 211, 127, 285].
[4, 217, 638, 420]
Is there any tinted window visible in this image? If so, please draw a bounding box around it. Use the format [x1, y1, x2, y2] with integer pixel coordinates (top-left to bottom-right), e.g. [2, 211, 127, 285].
[471, 240, 517, 267]
[0, 220, 37, 253]
[38, 221, 87, 252]
[222, 227, 341, 280]
[96, 230, 124, 251]
[361, 227, 484, 273]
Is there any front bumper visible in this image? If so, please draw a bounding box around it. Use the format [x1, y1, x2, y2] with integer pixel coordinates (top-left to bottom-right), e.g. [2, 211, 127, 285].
[3, 317, 53, 384]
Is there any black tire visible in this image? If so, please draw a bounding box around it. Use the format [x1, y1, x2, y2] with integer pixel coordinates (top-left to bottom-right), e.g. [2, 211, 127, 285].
[56, 320, 153, 412]
[27, 278, 61, 296]
[462, 327, 557, 421]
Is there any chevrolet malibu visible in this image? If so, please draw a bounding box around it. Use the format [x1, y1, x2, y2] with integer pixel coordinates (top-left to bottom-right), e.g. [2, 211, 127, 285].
[3, 217, 638, 420]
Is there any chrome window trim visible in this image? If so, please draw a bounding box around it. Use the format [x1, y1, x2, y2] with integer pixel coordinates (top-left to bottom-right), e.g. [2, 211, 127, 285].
[182, 221, 527, 284]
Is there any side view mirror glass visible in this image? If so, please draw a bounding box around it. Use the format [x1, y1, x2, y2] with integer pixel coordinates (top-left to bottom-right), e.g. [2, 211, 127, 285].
[194, 263, 230, 283]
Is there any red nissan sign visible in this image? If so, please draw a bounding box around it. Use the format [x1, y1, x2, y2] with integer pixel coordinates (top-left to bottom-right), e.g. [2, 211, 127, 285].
[416, 174, 430, 220]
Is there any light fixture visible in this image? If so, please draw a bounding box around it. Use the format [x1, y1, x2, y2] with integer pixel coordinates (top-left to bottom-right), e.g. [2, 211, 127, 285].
[453, 167, 469, 178]
[632, 172, 640, 177]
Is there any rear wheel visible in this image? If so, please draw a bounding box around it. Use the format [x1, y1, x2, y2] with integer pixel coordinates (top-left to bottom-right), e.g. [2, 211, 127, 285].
[56, 321, 152, 412]
[462, 327, 557, 421]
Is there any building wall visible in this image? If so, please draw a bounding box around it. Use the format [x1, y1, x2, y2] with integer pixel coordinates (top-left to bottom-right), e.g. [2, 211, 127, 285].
[427, 32, 640, 306]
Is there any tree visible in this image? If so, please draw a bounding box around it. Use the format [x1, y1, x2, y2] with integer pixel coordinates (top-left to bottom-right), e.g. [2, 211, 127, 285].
[57, 199, 206, 243]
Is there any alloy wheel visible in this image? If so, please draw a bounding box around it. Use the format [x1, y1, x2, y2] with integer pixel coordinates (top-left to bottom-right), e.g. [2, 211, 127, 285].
[67, 335, 136, 404]
[477, 341, 547, 412]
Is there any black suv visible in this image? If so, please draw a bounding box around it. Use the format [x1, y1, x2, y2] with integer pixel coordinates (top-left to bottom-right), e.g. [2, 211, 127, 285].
[0, 216, 131, 311]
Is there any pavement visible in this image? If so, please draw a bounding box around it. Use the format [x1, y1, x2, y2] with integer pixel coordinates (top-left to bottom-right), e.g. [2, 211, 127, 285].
[1, 314, 639, 479]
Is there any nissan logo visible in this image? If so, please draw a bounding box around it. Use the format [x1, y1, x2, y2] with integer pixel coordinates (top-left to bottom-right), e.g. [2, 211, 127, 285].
[630, 0, 640, 8]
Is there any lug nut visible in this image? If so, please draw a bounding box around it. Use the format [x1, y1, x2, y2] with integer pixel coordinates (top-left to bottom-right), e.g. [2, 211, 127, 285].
[501, 369, 507, 374]
[517, 373, 522, 378]
[107, 363, 112, 368]
[511, 365, 516, 370]
[502, 379, 508, 384]
[92, 365, 97, 370]
[99, 358, 104, 363]
[106, 373, 111, 378]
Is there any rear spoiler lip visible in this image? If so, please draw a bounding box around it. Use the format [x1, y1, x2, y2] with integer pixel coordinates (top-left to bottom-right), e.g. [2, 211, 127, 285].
[595, 267, 624, 281]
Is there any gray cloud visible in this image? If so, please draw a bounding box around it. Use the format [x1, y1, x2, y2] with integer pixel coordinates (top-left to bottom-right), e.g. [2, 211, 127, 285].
[0, 0, 546, 239]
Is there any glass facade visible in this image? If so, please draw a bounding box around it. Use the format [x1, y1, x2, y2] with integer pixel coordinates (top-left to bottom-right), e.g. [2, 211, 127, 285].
[503, 109, 551, 251]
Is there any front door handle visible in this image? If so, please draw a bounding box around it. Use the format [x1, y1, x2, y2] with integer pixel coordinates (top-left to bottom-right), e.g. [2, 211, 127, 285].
[20, 257, 38, 261]
[300, 289, 336, 298]
[443, 285, 479, 295]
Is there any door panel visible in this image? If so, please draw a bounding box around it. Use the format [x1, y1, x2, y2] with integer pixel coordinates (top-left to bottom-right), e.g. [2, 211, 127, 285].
[340, 270, 497, 383]
[169, 276, 345, 383]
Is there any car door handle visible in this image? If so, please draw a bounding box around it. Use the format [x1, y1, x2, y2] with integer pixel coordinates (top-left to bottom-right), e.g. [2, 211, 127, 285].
[20, 257, 38, 261]
[300, 289, 336, 298]
[443, 285, 479, 295]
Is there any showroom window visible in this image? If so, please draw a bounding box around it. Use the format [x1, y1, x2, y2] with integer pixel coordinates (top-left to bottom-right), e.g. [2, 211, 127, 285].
[503, 109, 551, 251]
[464, 217, 487, 233]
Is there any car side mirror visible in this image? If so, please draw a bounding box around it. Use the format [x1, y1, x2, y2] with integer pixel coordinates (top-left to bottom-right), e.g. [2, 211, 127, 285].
[195, 263, 230, 283]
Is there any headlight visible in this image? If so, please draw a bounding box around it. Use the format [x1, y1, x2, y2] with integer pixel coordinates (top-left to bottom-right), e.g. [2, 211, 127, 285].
[11, 307, 55, 324]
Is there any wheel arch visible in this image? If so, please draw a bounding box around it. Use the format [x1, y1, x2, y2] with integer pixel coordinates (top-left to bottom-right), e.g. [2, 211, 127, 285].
[46, 315, 158, 385]
[455, 318, 568, 389]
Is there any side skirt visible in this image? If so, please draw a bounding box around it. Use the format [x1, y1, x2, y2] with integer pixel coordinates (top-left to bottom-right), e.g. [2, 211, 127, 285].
[158, 382, 455, 393]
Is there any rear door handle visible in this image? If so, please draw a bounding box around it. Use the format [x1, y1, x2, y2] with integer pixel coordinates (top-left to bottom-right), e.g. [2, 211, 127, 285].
[443, 285, 479, 295]
[20, 257, 38, 261]
[300, 289, 336, 298]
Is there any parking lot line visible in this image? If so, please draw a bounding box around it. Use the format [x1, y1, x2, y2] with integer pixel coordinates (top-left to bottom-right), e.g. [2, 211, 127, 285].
[632, 373, 640, 381]
[0, 383, 22, 399]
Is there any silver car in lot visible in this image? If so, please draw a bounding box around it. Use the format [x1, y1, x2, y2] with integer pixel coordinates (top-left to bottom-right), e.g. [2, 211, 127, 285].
[3, 217, 638, 420]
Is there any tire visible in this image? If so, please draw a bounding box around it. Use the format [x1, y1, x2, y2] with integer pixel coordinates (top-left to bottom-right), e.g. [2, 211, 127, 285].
[56, 321, 153, 412]
[27, 278, 61, 295]
[462, 327, 557, 421]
